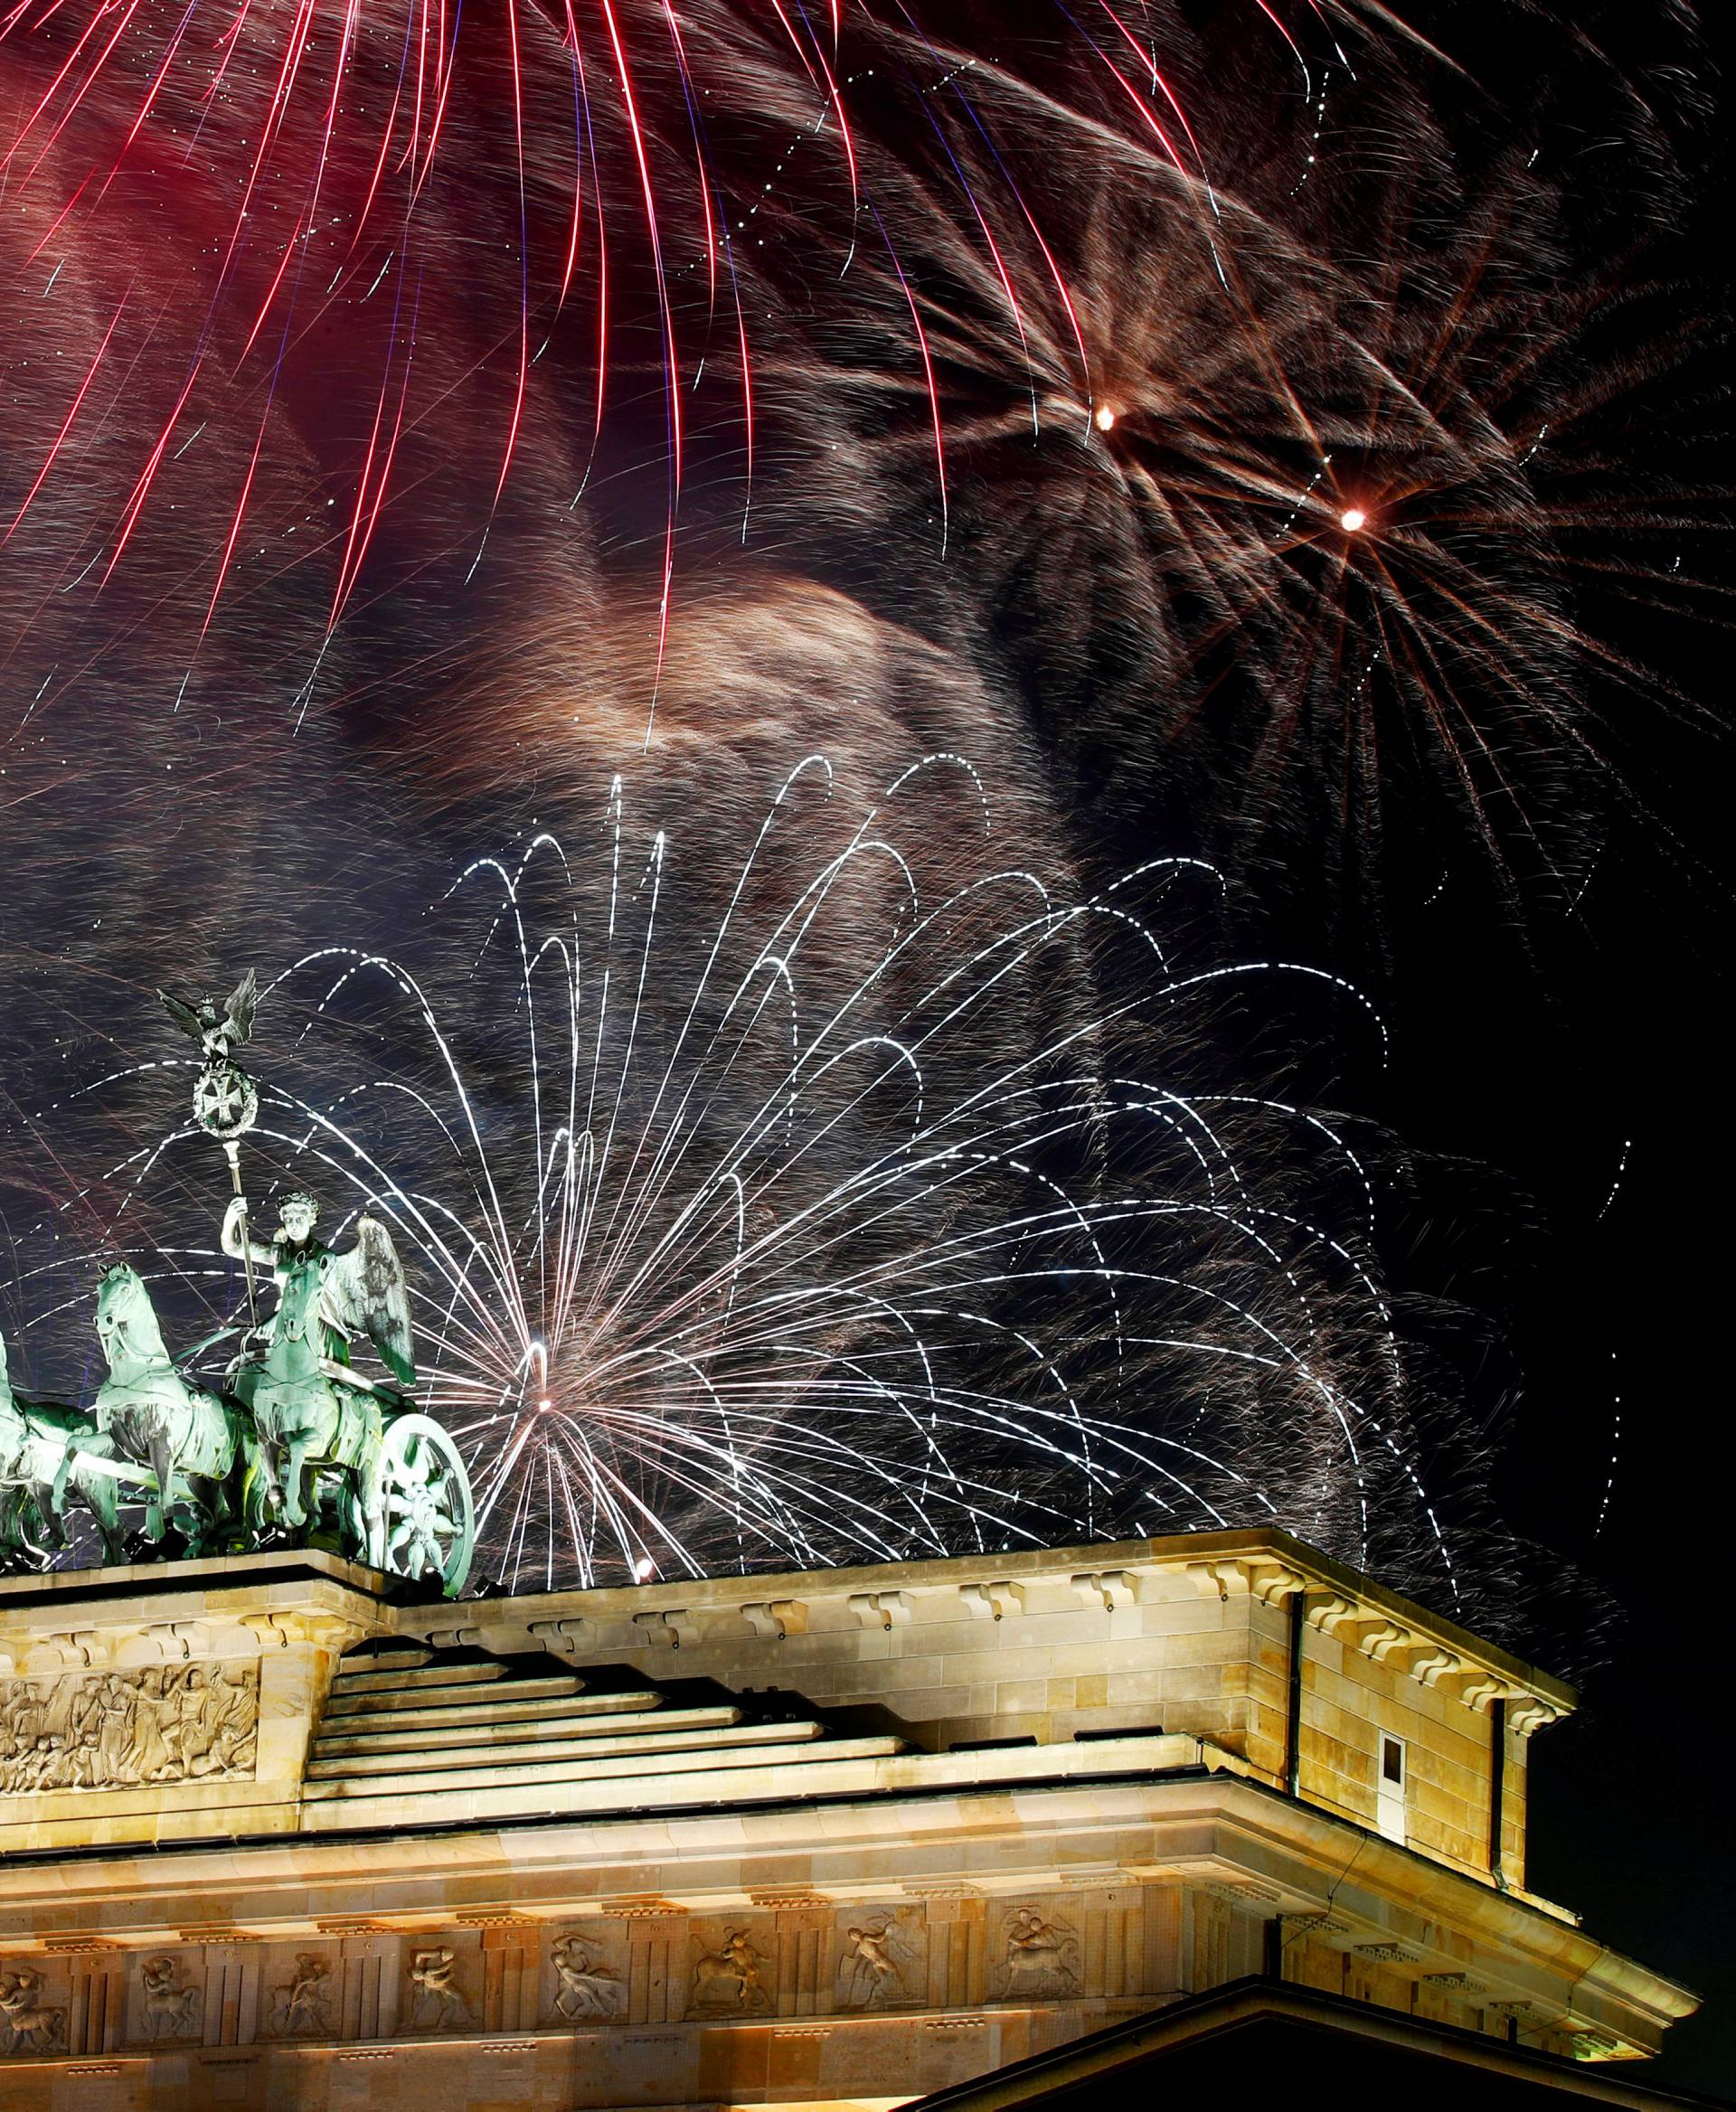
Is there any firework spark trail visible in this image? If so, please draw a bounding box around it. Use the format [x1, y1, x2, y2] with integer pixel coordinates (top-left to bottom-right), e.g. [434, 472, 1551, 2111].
[0, 0, 1226, 633]
[0, 0, 1713, 935]
[738, 24, 1722, 919]
[5, 758, 1485, 1607]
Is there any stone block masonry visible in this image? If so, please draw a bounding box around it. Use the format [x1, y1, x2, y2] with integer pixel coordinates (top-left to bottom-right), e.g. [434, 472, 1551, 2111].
[0, 1531, 1694, 2108]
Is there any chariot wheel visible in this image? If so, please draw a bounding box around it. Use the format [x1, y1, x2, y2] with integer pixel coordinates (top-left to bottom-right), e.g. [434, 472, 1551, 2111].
[368, 1413, 474, 1597]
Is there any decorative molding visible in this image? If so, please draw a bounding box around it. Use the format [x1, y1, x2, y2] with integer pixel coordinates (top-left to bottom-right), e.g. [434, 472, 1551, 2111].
[959, 1581, 1024, 1623]
[420, 1623, 485, 1653]
[1305, 1592, 1362, 1634]
[631, 1608, 693, 1650]
[1070, 1571, 1138, 1611]
[527, 1617, 593, 1657]
[1185, 1560, 1246, 1601]
[241, 1610, 364, 1655]
[1187, 1556, 1305, 1604]
[1410, 1649, 1464, 1689]
[1507, 1699, 1563, 1738]
[1206, 1878, 1283, 1905]
[741, 1600, 806, 1641]
[847, 1591, 912, 1631]
[1296, 1595, 1551, 1717]
[1457, 1675, 1518, 1714]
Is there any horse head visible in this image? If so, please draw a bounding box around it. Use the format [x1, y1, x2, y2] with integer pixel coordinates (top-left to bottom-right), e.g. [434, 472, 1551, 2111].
[96, 1264, 171, 1377]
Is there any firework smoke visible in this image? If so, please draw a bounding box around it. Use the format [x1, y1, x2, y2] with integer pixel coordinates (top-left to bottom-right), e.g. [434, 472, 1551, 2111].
[4, 759, 1517, 1620]
[0, 1, 1717, 937]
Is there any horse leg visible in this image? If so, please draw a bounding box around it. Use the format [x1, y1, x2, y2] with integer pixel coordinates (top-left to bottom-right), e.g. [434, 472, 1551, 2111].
[181, 1476, 214, 1555]
[146, 1428, 175, 1544]
[85, 1467, 126, 1567]
[281, 1428, 314, 1529]
[1, 1487, 44, 1569]
[357, 1435, 386, 1568]
[255, 1418, 286, 1527]
[240, 1436, 267, 1539]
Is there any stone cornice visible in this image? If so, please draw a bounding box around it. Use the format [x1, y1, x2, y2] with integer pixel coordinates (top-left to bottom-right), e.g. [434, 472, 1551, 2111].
[420, 1529, 1575, 1726]
[0, 1536, 1574, 1722]
[0, 1763, 1692, 2051]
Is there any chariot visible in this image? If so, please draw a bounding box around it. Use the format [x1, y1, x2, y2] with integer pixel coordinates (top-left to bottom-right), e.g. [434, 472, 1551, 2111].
[3, 977, 475, 1594]
[1, 1250, 474, 1598]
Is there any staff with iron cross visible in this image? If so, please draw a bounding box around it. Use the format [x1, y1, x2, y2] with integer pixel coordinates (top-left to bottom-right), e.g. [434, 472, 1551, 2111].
[157, 970, 263, 1330]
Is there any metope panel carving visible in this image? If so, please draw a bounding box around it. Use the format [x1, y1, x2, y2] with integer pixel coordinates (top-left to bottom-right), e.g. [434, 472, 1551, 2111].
[834, 1908, 925, 2011]
[0, 1661, 258, 1792]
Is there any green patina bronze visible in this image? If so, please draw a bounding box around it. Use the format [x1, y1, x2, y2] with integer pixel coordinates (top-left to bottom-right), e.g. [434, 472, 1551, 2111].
[0, 974, 474, 1596]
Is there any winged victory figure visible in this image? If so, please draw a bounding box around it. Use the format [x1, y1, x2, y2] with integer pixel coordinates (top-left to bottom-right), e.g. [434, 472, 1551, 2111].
[157, 968, 259, 1064]
[222, 1189, 416, 1388]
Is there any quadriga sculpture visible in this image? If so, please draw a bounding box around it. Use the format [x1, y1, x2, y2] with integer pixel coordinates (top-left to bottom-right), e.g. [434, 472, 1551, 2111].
[92, 1267, 255, 1554]
[0, 1189, 472, 1594]
[223, 1192, 471, 1592]
[0, 1328, 126, 1567]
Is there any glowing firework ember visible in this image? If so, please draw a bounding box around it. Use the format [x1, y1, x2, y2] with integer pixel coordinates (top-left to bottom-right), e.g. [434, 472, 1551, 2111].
[11, 758, 1497, 1609]
[0, 0, 1254, 642]
[0, 0, 1712, 935]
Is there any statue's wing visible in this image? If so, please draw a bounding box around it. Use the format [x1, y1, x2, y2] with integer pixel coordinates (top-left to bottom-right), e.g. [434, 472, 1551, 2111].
[328, 1217, 416, 1385]
[156, 988, 204, 1042]
[224, 967, 259, 1045]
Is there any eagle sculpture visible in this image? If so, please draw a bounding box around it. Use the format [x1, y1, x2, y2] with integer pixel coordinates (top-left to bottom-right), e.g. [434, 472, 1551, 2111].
[157, 968, 259, 1062]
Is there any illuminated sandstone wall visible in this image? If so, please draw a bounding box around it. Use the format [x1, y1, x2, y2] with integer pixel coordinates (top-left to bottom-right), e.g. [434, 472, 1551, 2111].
[0, 1537, 1687, 2108]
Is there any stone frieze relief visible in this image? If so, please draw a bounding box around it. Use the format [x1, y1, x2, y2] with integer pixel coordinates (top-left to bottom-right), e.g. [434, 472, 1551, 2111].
[0, 1661, 258, 1792]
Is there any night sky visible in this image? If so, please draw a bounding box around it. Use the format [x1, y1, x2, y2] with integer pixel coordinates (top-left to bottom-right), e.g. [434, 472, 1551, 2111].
[1, 0, 1731, 2088]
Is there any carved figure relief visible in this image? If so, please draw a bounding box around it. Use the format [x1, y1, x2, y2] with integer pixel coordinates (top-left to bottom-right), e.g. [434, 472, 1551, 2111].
[137, 1955, 202, 2041]
[997, 1907, 1080, 2000]
[405, 1947, 472, 2033]
[0, 1662, 258, 1793]
[0, 1965, 67, 2056]
[836, 1913, 917, 2010]
[550, 1934, 623, 2021]
[267, 1953, 334, 2038]
[689, 1928, 771, 2014]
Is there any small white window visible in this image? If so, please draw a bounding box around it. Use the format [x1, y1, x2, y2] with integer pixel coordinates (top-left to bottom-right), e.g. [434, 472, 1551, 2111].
[1376, 1733, 1407, 1842]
